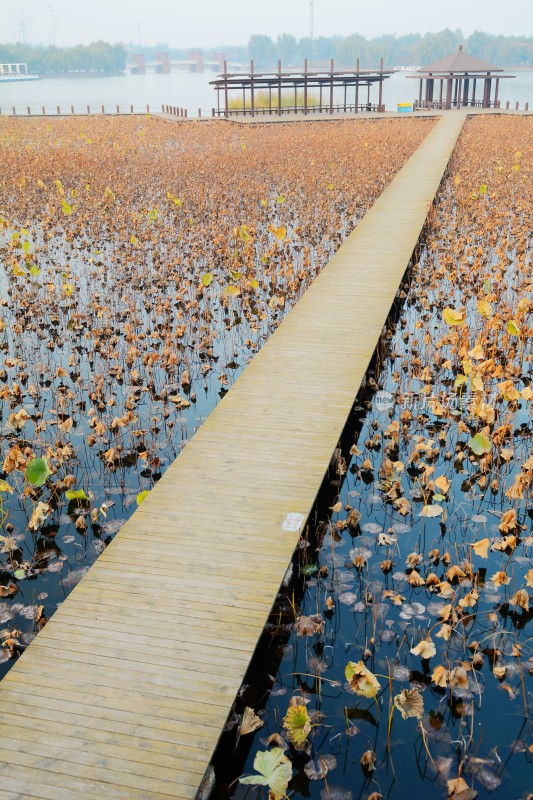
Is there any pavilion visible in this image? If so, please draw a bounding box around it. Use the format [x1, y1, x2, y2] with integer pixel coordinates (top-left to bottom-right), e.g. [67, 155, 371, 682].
[408, 45, 515, 109]
[210, 59, 393, 117]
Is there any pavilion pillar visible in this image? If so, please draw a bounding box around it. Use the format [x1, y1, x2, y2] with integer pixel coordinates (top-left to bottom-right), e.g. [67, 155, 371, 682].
[367, 82, 370, 109]
[343, 83, 347, 111]
[439, 79, 443, 106]
[482, 77, 491, 108]
[463, 78, 469, 105]
[494, 77, 499, 107]
[223, 60, 229, 118]
[294, 83, 297, 113]
[446, 78, 452, 109]
[250, 60, 255, 118]
[268, 85, 272, 114]
[378, 57, 383, 110]
[277, 59, 282, 116]
[329, 58, 334, 113]
[419, 78, 423, 105]
[472, 78, 476, 104]
[304, 59, 308, 115]
[355, 58, 360, 112]
[319, 83, 323, 110]
[457, 78, 462, 109]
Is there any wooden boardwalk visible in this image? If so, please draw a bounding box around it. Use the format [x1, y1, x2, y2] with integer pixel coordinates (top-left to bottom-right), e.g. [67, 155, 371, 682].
[0, 112, 466, 799]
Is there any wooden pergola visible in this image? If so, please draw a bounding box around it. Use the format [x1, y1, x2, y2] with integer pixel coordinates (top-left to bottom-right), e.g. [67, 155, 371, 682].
[210, 59, 393, 117]
[408, 46, 515, 110]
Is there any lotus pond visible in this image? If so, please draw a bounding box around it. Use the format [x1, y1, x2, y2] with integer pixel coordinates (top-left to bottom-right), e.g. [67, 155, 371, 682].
[0, 115, 433, 674]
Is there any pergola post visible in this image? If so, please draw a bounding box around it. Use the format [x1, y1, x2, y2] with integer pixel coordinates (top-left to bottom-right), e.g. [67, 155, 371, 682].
[378, 57, 383, 110]
[419, 78, 423, 105]
[457, 78, 462, 109]
[223, 60, 229, 118]
[472, 78, 476, 104]
[277, 59, 282, 116]
[329, 58, 334, 113]
[463, 78, 469, 104]
[304, 59, 308, 115]
[250, 60, 255, 118]
[494, 77, 499, 107]
[439, 79, 443, 106]
[446, 78, 452, 109]
[355, 58, 360, 113]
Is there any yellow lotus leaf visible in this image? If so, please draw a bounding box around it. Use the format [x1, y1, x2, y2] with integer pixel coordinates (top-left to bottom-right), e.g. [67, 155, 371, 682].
[448, 777, 470, 797]
[410, 638, 436, 660]
[434, 475, 451, 494]
[490, 571, 510, 586]
[498, 509, 516, 532]
[431, 665, 448, 688]
[28, 501, 51, 532]
[268, 224, 287, 241]
[510, 589, 529, 611]
[0, 480, 14, 494]
[61, 199, 72, 215]
[222, 285, 240, 298]
[468, 344, 485, 360]
[282, 702, 311, 745]
[201, 272, 213, 287]
[394, 688, 424, 720]
[345, 660, 381, 697]
[526, 569, 533, 588]
[477, 299, 493, 318]
[443, 307, 464, 326]
[506, 319, 520, 336]
[497, 380, 520, 402]
[471, 538, 490, 558]
[62, 283, 75, 296]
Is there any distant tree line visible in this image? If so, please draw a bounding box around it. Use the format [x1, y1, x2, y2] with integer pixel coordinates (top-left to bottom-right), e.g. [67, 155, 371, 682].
[246, 29, 533, 68]
[0, 42, 126, 74]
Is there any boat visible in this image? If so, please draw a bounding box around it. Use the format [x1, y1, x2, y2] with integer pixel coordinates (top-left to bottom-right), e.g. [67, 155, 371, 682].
[0, 63, 40, 82]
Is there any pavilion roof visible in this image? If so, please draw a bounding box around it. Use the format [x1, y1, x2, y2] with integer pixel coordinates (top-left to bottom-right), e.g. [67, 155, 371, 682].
[418, 46, 503, 74]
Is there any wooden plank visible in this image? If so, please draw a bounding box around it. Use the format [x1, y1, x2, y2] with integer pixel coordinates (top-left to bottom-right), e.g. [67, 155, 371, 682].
[0, 112, 467, 798]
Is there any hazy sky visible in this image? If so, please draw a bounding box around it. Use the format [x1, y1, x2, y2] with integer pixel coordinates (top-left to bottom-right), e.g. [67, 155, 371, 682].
[2, 0, 532, 48]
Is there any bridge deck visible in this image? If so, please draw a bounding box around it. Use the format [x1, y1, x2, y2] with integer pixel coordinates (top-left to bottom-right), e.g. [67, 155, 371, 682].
[0, 112, 466, 799]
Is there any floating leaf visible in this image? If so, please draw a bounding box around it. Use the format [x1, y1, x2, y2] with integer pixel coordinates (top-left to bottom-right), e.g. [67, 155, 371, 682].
[239, 748, 292, 799]
[506, 320, 520, 336]
[0, 480, 14, 494]
[61, 199, 72, 215]
[283, 702, 311, 745]
[468, 433, 491, 456]
[443, 307, 464, 326]
[201, 272, 213, 287]
[240, 707, 264, 735]
[147, 208, 159, 221]
[345, 661, 381, 697]
[393, 688, 424, 720]
[65, 489, 88, 502]
[222, 285, 240, 298]
[25, 458, 51, 487]
[410, 638, 436, 660]
[136, 490, 150, 506]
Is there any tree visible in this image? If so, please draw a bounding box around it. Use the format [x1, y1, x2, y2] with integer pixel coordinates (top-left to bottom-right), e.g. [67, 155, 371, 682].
[248, 35, 276, 67]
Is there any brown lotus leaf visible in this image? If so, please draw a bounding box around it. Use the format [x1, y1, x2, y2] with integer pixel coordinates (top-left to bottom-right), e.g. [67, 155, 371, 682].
[393, 687, 424, 720]
[296, 614, 324, 637]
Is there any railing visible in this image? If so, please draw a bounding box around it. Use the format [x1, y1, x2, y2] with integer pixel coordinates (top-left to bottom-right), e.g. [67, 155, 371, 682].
[212, 103, 384, 117]
[414, 99, 529, 111]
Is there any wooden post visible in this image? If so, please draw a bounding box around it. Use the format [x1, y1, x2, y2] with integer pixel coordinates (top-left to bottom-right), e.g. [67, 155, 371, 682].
[472, 78, 476, 104]
[378, 57, 383, 111]
[494, 78, 499, 107]
[198, 107, 202, 117]
[525, 102, 529, 111]
[355, 58, 359, 113]
[57, 106, 60, 115]
[12, 107, 16, 115]
[27, 106, 31, 115]
[87, 105, 90, 114]
[320, 83, 323, 111]
[419, 79, 423, 104]
[250, 60, 255, 118]
[146, 104, 150, 113]
[268, 85, 272, 113]
[43, 105, 46, 114]
[515, 101, 519, 110]
[343, 82, 347, 112]
[277, 59, 282, 116]
[101, 104, 105, 114]
[224, 60, 229, 118]
[457, 79, 462, 109]
[304, 59, 308, 115]
[162, 103, 165, 112]
[505, 100, 509, 109]
[71, 105, 74, 114]
[446, 78, 452, 109]
[439, 79, 443, 106]
[329, 58, 334, 113]
[130, 104, 133, 114]
[294, 82, 297, 113]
